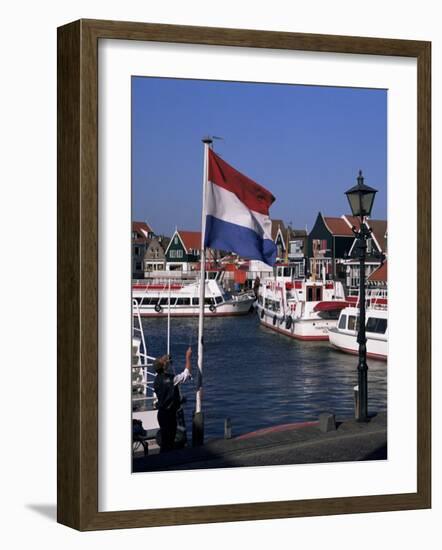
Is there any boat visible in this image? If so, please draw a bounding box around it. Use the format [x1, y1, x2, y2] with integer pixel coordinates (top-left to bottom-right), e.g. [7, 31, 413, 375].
[256, 264, 348, 340]
[132, 298, 160, 455]
[132, 276, 255, 317]
[328, 293, 388, 360]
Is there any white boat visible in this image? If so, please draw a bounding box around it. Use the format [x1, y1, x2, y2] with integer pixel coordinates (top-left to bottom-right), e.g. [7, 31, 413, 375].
[328, 302, 388, 361]
[132, 277, 255, 317]
[132, 299, 160, 454]
[256, 264, 348, 340]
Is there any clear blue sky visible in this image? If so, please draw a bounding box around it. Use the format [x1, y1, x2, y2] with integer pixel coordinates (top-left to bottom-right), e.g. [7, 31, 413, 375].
[132, 77, 387, 235]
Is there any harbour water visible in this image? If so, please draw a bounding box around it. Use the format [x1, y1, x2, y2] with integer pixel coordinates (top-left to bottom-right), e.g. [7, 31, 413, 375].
[141, 313, 387, 441]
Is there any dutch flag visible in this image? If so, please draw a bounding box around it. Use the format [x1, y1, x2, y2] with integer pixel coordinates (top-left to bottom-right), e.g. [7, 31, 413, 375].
[204, 150, 277, 266]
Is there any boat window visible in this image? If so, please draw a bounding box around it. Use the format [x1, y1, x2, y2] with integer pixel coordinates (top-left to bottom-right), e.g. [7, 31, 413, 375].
[283, 267, 290, 277]
[318, 310, 340, 320]
[307, 287, 313, 301]
[192, 298, 199, 305]
[159, 298, 169, 306]
[258, 296, 263, 305]
[176, 298, 190, 306]
[338, 314, 347, 329]
[205, 298, 213, 305]
[315, 287, 322, 301]
[215, 296, 223, 304]
[347, 316, 360, 331]
[366, 317, 387, 334]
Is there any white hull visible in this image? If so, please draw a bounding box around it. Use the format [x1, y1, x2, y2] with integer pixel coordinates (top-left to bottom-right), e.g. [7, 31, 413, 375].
[258, 307, 338, 340]
[133, 279, 254, 318]
[256, 272, 347, 342]
[328, 328, 387, 360]
[328, 306, 388, 361]
[135, 300, 252, 317]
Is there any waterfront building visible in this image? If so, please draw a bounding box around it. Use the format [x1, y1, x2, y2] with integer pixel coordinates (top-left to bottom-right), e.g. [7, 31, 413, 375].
[307, 213, 356, 282]
[343, 217, 387, 290]
[143, 235, 170, 274]
[367, 260, 388, 290]
[271, 219, 289, 260]
[132, 221, 154, 279]
[164, 229, 220, 272]
[164, 229, 201, 271]
[271, 220, 307, 279]
[343, 216, 388, 291]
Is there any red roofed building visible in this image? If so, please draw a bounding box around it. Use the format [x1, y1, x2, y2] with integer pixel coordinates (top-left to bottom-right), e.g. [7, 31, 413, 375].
[307, 212, 356, 281]
[342, 216, 387, 290]
[367, 261, 388, 287]
[164, 229, 219, 271]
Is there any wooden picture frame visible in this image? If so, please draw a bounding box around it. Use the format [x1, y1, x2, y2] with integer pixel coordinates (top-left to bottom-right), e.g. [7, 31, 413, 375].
[57, 19, 431, 530]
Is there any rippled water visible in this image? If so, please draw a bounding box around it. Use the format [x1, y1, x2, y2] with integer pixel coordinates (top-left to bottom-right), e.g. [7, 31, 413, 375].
[142, 313, 387, 440]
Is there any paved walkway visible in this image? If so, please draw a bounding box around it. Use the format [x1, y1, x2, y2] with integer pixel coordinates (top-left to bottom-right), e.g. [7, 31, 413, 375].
[133, 412, 387, 472]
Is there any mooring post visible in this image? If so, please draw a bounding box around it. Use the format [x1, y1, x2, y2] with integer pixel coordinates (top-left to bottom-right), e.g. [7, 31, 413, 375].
[319, 412, 337, 433]
[192, 411, 204, 446]
[353, 385, 359, 420]
[224, 417, 232, 439]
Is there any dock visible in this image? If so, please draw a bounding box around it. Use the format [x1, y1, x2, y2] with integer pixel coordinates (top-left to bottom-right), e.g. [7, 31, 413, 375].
[133, 412, 387, 472]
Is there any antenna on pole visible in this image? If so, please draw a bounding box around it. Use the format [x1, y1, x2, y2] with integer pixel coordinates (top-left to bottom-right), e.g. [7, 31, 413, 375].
[202, 135, 223, 152]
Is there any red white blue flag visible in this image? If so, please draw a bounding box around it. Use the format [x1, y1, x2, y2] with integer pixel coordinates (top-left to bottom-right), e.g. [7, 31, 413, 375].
[204, 150, 277, 266]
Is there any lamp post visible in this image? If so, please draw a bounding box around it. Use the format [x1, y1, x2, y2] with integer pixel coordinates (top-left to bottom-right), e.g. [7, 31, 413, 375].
[345, 170, 378, 422]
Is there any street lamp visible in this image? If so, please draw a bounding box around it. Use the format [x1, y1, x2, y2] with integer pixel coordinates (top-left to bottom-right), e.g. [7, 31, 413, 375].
[345, 170, 378, 422]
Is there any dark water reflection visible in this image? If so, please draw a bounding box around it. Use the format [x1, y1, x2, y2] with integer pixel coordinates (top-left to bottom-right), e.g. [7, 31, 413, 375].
[142, 313, 387, 440]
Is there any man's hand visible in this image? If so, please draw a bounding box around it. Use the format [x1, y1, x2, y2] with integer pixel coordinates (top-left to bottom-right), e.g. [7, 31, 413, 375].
[185, 347, 192, 373]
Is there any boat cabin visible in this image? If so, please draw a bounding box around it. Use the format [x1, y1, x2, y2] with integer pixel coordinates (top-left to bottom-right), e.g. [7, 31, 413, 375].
[337, 308, 388, 335]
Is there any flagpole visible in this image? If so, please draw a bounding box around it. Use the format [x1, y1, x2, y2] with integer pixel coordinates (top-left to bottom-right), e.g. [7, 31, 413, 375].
[167, 278, 171, 356]
[193, 136, 212, 446]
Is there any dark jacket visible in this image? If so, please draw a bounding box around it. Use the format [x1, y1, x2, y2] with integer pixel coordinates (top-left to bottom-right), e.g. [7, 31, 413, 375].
[154, 372, 181, 412]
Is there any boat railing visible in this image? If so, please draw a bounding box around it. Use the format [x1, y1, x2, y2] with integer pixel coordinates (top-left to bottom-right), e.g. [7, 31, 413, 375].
[132, 299, 156, 400]
[346, 288, 388, 310]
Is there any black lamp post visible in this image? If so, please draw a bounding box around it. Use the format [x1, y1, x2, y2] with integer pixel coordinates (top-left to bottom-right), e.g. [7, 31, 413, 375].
[345, 170, 378, 422]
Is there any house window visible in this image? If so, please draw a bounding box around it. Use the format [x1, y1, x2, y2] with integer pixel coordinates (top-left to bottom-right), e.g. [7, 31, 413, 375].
[134, 246, 140, 255]
[174, 236, 179, 244]
[290, 240, 303, 257]
[135, 261, 141, 270]
[170, 250, 176, 258]
[176, 250, 183, 258]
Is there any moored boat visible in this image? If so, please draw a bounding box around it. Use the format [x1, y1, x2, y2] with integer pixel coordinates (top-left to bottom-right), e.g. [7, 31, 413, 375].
[328, 303, 388, 360]
[132, 277, 255, 317]
[256, 264, 348, 340]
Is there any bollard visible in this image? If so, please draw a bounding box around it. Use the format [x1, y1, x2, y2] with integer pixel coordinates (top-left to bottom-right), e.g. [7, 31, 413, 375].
[319, 412, 336, 433]
[224, 417, 232, 439]
[353, 385, 359, 420]
[192, 411, 204, 447]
